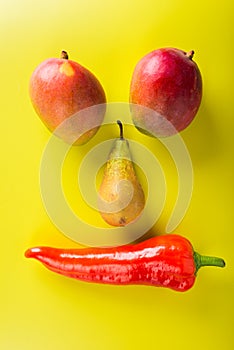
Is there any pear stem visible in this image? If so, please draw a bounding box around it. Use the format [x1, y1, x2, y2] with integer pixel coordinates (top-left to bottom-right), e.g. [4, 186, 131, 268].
[117, 120, 124, 139]
[61, 51, 69, 60]
[186, 50, 194, 60]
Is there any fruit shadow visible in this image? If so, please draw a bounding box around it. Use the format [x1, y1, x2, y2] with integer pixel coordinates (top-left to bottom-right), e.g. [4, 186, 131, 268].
[134, 101, 221, 242]
[180, 101, 222, 165]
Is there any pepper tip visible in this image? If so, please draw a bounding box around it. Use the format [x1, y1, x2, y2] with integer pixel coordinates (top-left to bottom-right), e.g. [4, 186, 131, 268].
[24, 247, 41, 258]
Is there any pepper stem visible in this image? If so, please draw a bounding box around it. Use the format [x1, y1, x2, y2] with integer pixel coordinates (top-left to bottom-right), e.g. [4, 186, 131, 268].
[61, 51, 69, 59]
[117, 120, 124, 139]
[194, 251, 225, 274]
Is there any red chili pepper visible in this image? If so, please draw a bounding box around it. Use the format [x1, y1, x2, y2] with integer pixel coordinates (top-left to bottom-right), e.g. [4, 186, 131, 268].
[25, 234, 225, 292]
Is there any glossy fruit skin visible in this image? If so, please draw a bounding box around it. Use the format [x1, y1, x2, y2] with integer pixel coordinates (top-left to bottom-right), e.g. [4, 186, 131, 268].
[130, 48, 202, 136]
[29, 53, 106, 145]
[24, 234, 225, 292]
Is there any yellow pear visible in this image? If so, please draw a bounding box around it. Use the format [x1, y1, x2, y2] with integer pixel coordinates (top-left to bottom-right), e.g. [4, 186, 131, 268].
[98, 121, 145, 226]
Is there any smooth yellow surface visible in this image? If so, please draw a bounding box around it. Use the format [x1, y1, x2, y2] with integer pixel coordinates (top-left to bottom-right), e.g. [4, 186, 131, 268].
[1, 0, 233, 349]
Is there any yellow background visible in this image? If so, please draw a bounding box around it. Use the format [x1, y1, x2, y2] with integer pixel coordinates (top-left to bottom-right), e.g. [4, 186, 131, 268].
[1, 0, 233, 349]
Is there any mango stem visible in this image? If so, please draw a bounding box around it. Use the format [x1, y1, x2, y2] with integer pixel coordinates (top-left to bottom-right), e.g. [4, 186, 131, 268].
[186, 50, 194, 60]
[61, 51, 69, 60]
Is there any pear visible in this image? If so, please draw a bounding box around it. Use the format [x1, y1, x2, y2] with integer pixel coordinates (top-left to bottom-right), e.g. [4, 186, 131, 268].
[98, 121, 145, 226]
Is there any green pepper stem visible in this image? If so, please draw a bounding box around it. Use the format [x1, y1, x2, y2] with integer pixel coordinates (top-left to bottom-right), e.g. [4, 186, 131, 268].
[194, 251, 225, 274]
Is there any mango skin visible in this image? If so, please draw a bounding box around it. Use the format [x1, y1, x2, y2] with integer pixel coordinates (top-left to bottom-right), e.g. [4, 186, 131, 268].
[130, 48, 202, 136]
[29, 55, 106, 145]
